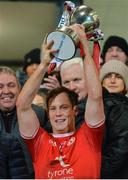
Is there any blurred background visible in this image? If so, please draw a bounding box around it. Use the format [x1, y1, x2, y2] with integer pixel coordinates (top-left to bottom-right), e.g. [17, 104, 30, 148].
[0, 0, 127, 69]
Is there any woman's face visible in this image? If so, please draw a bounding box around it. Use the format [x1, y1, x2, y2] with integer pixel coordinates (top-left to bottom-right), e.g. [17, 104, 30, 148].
[102, 73, 125, 93]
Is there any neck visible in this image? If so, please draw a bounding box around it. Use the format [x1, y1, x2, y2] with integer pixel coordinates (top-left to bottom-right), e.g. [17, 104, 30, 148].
[0, 107, 16, 114]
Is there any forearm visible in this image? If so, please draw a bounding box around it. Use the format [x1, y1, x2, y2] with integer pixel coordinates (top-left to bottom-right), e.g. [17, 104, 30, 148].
[86, 52, 104, 126]
[82, 41, 102, 99]
[77, 26, 104, 126]
[83, 43, 104, 125]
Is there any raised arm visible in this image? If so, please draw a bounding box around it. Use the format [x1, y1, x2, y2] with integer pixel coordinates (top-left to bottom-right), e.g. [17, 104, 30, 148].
[70, 24, 105, 127]
[16, 40, 56, 138]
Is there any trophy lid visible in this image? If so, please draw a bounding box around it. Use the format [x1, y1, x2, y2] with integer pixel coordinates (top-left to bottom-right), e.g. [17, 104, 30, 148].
[70, 5, 100, 34]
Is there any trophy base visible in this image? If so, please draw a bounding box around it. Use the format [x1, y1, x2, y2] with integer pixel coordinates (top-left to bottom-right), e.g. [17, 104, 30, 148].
[46, 29, 77, 60]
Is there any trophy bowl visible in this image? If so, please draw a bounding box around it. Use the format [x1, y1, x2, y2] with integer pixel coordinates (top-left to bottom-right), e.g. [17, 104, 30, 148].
[70, 5, 100, 34]
[46, 5, 100, 60]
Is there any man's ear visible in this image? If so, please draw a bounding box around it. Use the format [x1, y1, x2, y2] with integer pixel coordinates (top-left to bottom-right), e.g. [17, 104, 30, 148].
[74, 105, 79, 116]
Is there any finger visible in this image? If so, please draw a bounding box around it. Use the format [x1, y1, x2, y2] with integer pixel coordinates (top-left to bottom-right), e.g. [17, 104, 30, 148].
[43, 77, 57, 85]
[42, 33, 54, 49]
[50, 48, 58, 54]
[41, 83, 51, 90]
[46, 40, 54, 49]
[48, 75, 58, 81]
[69, 24, 85, 32]
[43, 33, 49, 45]
[43, 83, 55, 90]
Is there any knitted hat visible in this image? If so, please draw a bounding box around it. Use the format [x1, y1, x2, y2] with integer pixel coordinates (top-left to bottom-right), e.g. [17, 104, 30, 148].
[101, 36, 128, 60]
[100, 59, 128, 88]
[23, 48, 41, 72]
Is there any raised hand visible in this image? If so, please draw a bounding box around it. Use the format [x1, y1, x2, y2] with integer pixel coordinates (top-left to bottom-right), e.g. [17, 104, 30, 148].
[40, 39, 58, 67]
[43, 75, 60, 90]
[68, 23, 89, 53]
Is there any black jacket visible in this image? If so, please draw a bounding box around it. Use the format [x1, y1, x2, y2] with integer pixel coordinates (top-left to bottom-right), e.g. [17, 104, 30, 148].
[101, 89, 128, 179]
[0, 104, 47, 179]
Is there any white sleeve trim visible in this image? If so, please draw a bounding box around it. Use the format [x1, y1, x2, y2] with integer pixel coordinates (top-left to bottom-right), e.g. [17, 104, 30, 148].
[86, 119, 105, 128]
[20, 126, 40, 139]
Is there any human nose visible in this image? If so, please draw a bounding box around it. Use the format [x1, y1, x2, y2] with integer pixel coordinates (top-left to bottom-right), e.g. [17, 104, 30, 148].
[68, 82, 76, 91]
[111, 49, 118, 56]
[110, 76, 116, 83]
[32, 64, 38, 70]
[55, 108, 62, 116]
[2, 86, 10, 93]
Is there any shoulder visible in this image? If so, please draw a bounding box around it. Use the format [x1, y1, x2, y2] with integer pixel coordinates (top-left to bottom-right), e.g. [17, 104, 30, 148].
[103, 90, 128, 132]
[103, 88, 128, 107]
[77, 122, 104, 135]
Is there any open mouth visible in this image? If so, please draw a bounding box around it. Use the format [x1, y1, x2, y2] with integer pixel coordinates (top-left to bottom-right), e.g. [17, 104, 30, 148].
[55, 119, 66, 123]
[1, 96, 14, 103]
[1, 94, 14, 99]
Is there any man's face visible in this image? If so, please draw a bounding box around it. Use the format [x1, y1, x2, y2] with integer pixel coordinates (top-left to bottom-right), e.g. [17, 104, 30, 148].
[105, 46, 127, 64]
[61, 64, 87, 101]
[26, 63, 39, 77]
[48, 92, 77, 134]
[0, 73, 20, 111]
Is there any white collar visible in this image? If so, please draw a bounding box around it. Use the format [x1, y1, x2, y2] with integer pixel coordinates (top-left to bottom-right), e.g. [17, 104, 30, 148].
[52, 131, 75, 138]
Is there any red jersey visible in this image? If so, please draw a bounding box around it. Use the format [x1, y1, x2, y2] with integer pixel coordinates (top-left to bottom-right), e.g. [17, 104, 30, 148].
[25, 122, 104, 179]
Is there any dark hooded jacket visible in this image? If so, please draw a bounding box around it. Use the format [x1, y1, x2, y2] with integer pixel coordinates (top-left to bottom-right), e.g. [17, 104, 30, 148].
[0, 104, 47, 179]
[101, 88, 128, 178]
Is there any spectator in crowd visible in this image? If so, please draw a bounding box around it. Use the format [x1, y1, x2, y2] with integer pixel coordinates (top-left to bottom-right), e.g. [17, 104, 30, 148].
[60, 57, 87, 128]
[23, 48, 45, 107]
[99, 60, 128, 178]
[0, 66, 47, 178]
[100, 59, 128, 94]
[16, 48, 41, 87]
[101, 35, 128, 65]
[60, 57, 87, 101]
[16, 24, 105, 179]
[23, 48, 41, 77]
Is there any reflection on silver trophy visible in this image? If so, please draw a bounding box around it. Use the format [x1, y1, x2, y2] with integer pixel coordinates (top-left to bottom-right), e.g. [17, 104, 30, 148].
[46, 1, 103, 61]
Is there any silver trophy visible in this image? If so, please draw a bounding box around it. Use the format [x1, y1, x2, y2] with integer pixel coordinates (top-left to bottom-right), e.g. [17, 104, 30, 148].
[46, 3, 103, 61]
